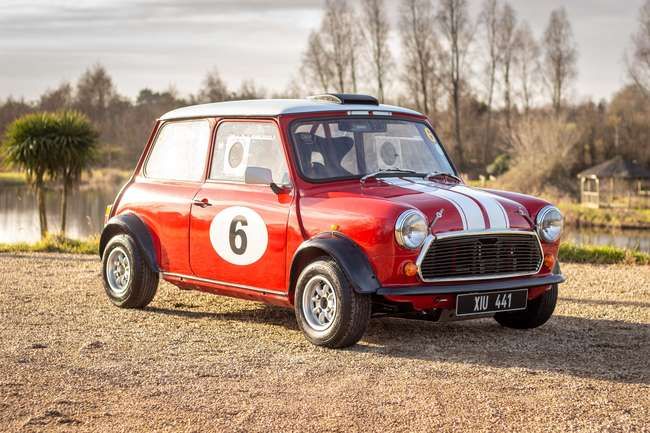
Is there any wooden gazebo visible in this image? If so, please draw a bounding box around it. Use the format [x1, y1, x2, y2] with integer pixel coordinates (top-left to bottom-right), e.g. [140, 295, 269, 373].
[577, 156, 650, 208]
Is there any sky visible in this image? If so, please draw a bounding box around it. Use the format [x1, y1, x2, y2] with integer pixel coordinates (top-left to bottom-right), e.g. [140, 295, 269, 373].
[0, 0, 645, 102]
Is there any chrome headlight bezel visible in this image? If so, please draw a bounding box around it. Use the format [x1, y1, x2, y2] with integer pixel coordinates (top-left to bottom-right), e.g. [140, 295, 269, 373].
[395, 209, 428, 249]
[536, 205, 563, 243]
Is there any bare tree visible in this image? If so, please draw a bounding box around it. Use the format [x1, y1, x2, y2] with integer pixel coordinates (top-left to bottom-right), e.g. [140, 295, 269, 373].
[514, 21, 541, 114]
[361, 0, 392, 102]
[40, 83, 73, 112]
[497, 2, 517, 133]
[321, 0, 357, 93]
[500, 115, 580, 194]
[436, 0, 473, 168]
[542, 7, 577, 115]
[195, 68, 231, 103]
[399, 0, 439, 115]
[75, 64, 116, 122]
[478, 0, 500, 165]
[628, 0, 650, 96]
[302, 32, 332, 93]
[235, 79, 266, 100]
[349, 20, 360, 94]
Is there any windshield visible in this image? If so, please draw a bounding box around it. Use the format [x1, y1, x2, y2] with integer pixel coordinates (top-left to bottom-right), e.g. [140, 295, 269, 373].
[291, 118, 455, 181]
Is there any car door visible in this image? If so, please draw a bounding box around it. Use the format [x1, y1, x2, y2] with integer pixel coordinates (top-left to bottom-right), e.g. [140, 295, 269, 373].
[124, 119, 212, 274]
[189, 120, 293, 294]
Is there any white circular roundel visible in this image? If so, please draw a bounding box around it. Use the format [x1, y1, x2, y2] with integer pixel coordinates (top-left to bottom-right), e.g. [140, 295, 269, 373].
[209, 206, 268, 265]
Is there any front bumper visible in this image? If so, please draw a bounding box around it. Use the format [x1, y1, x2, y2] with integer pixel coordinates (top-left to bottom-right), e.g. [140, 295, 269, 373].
[376, 273, 565, 296]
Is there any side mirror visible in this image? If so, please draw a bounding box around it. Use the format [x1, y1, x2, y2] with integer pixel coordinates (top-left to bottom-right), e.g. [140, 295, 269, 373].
[244, 166, 274, 185]
[244, 166, 292, 195]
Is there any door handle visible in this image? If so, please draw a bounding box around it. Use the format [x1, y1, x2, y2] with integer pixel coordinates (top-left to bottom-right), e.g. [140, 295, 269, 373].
[192, 198, 212, 208]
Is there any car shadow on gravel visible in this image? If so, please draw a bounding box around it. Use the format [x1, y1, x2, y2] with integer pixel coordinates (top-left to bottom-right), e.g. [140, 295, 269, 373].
[146, 304, 298, 324]
[359, 315, 650, 385]
[147, 303, 649, 385]
[559, 296, 650, 309]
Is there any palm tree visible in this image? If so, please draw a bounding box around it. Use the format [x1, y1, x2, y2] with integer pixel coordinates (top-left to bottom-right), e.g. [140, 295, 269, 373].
[2, 111, 98, 238]
[2, 113, 59, 238]
[51, 111, 98, 234]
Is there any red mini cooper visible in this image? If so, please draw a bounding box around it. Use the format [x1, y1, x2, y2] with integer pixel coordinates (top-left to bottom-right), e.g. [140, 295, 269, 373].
[100, 94, 565, 348]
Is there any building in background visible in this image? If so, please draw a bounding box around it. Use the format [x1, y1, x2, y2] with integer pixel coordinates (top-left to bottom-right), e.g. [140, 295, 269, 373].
[578, 156, 650, 209]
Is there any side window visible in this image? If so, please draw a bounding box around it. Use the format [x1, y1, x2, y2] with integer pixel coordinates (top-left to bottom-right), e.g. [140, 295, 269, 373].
[145, 120, 211, 181]
[210, 122, 290, 184]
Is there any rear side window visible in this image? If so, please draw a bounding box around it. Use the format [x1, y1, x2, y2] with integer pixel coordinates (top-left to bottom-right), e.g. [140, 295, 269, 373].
[210, 121, 290, 184]
[145, 120, 211, 181]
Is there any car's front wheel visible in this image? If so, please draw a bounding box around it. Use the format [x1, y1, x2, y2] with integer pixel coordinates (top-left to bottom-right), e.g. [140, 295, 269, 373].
[294, 258, 371, 348]
[494, 284, 558, 329]
[102, 233, 158, 308]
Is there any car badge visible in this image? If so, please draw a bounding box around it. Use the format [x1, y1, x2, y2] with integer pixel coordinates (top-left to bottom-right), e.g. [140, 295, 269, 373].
[430, 208, 444, 230]
[516, 207, 535, 227]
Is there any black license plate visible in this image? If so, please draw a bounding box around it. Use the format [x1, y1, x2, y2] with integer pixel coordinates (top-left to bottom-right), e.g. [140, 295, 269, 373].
[456, 289, 528, 316]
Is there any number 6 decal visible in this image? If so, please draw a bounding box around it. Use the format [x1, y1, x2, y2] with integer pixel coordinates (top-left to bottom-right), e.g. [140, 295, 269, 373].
[210, 206, 268, 265]
[229, 217, 248, 255]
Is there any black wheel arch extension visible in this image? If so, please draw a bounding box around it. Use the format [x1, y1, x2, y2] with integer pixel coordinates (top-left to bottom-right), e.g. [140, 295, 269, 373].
[291, 232, 380, 295]
[99, 213, 159, 273]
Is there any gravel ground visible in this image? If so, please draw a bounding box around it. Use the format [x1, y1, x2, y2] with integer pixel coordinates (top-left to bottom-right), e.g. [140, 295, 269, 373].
[0, 253, 648, 433]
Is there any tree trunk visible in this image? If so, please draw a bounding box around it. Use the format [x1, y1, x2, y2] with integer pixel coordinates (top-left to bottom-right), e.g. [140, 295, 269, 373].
[60, 180, 69, 235]
[504, 65, 512, 138]
[350, 55, 358, 93]
[483, 61, 496, 167]
[377, 52, 385, 103]
[453, 81, 464, 168]
[36, 180, 48, 239]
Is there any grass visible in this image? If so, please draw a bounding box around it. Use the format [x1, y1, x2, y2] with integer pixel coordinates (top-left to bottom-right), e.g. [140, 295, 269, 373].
[0, 171, 27, 186]
[0, 234, 99, 255]
[0, 168, 131, 188]
[558, 202, 650, 230]
[559, 242, 650, 266]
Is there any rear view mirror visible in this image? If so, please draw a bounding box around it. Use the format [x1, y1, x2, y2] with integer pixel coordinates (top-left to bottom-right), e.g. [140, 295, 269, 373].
[337, 119, 387, 133]
[244, 166, 273, 185]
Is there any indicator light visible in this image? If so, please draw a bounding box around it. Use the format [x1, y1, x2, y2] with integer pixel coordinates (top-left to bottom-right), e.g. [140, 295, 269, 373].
[404, 261, 418, 277]
[544, 253, 556, 270]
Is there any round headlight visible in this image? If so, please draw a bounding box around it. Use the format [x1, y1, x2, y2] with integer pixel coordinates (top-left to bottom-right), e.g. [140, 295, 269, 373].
[536, 206, 563, 243]
[395, 210, 428, 249]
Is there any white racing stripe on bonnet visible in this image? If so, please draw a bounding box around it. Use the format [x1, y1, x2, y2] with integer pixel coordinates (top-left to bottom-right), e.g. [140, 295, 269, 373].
[450, 185, 510, 229]
[382, 178, 486, 231]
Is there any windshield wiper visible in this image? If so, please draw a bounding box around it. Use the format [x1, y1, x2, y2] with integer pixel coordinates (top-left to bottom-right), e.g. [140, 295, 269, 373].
[426, 171, 463, 184]
[360, 168, 426, 184]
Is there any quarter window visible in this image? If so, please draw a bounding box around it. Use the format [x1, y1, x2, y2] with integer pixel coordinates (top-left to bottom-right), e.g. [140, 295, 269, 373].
[210, 122, 290, 184]
[145, 120, 211, 181]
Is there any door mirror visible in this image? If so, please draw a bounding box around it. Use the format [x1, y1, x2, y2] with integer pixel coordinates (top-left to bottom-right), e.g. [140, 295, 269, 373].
[244, 166, 274, 185]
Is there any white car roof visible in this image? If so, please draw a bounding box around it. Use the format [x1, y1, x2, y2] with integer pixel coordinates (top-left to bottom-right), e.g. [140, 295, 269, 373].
[159, 99, 423, 120]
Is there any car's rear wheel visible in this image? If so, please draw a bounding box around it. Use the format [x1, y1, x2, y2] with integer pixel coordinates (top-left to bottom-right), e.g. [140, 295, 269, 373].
[494, 284, 558, 329]
[294, 258, 371, 348]
[102, 233, 158, 308]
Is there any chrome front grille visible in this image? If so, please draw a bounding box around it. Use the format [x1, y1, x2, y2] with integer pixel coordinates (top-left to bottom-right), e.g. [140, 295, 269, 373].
[417, 231, 543, 282]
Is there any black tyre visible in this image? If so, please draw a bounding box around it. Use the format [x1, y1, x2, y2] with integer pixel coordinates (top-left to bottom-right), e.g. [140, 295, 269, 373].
[102, 233, 158, 308]
[294, 258, 371, 348]
[494, 284, 558, 329]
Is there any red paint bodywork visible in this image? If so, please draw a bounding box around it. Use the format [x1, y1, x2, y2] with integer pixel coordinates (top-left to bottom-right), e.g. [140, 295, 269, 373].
[110, 110, 561, 312]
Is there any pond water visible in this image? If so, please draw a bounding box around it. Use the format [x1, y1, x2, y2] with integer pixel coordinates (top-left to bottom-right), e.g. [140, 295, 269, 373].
[0, 184, 121, 243]
[563, 226, 650, 253]
[1, 184, 649, 253]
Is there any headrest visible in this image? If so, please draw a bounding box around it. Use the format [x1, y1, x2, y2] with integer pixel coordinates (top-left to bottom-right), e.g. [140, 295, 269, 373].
[327, 136, 354, 163]
[294, 132, 316, 164]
